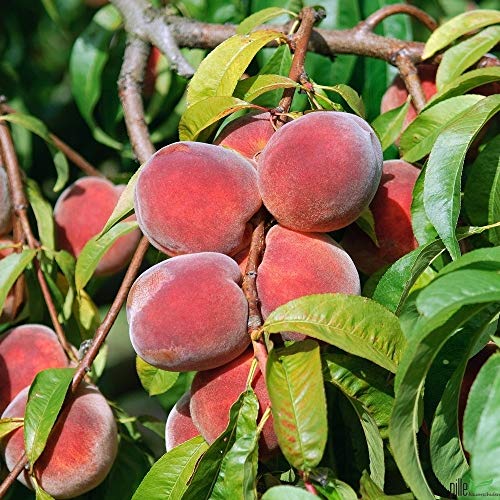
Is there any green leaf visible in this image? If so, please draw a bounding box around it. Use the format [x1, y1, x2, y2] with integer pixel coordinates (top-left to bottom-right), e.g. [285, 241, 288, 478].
[463, 353, 500, 490]
[263, 294, 406, 373]
[237, 7, 296, 35]
[179, 96, 258, 141]
[436, 26, 500, 91]
[234, 74, 298, 102]
[186, 30, 287, 106]
[359, 470, 414, 499]
[400, 95, 484, 163]
[422, 9, 500, 59]
[316, 85, 366, 118]
[0, 249, 36, 313]
[411, 163, 438, 246]
[370, 99, 410, 151]
[0, 418, 23, 439]
[423, 94, 500, 260]
[266, 340, 327, 470]
[426, 67, 500, 107]
[69, 4, 123, 149]
[136, 356, 179, 397]
[50, 149, 69, 192]
[24, 368, 75, 469]
[438, 246, 500, 276]
[464, 134, 500, 245]
[132, 436, 208, 500]
[26, 179, 55, 250]
[33, 479, 55, 500]
[211, 389, 260, 500]
[262, 486, 317, 499]
[75, 220, 138, 291]
[356, 207, 379, 247]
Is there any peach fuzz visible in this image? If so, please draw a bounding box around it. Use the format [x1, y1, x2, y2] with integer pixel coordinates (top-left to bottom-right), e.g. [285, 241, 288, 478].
[341, 159, 419, 275]
[134, 142, 262, 257]
[257, 226, 360, 340]
[0, 166, 12, 236]
[214, 112, 275, 161]
[165, 391, 200, 451]
[127, 252, 250, 372]
[54, 177, 141, 276]
[1, 383, 118, 499]
[257, 111, 382, 232]
[0, 324, 68, 413]
[190, 349, 278, 460]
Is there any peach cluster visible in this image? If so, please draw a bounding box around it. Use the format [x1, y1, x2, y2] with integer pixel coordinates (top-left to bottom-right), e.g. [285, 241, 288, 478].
[0, 324, 118, 498]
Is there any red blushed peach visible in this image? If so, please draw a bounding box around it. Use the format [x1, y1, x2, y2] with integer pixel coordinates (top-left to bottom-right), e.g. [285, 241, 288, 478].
[0, 324, 68, 413]
[54, 177, 141, 276]
[165, 391, 200, 451]
[257, 111, 382, 232]
[257, 225, 360, 341]
[127, 252, 250, 372]
[0, 166, 12, 236]
[381, 65, 437, 130]
[214, 112, 275, 162]
[190, 349, 278, 460]
[341, 159, 420, 275]
[134, 142, 262, 257]
[1, 383, 118, 499]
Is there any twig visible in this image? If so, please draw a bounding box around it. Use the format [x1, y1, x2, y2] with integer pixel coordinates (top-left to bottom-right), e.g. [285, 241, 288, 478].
[360, 4, 438, 33]
[394, 51, 427, 113]
[0, 121, 76, 363]
[111, 0, 194, 79]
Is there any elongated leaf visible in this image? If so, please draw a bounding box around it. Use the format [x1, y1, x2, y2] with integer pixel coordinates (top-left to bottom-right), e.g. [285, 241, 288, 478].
[438, 246, 500, 276]
[237, 8, 296, 35]
[234, 74, 298, 102]
[179, 96, 259, 142]
[186, 31, 287, 106]
[136, 357, 179, 397]
[422, 9, 500, 59]
[316, 84, 366, 118]
[426, 67, 500, 107]
[423, 94, 500, 260]
[75, 220, 138, 291]
[24, 368, 75, 468]
[26, 179, 55, 250]
[463, 353, 500, 490]
[356, 207, 379, 247]
[0, 418, 23, 439]
[0, 249, 36, 313]
[411, 163, 438, 246]
[263, 294, 405, 373]
[33, 479, 55, 500]
[132, 436, 208, 500]
[262, 486, 317, 499]
[370, 99, 410, 151]
[359, 471, 413, 499]
[70, 4, 123, 149]
[400, 95, 484, 162]
[464, 134, 500, 245]
[436, 26, 500, 91]
[211, 389, 259, 500]
[266, 340, 327, 470]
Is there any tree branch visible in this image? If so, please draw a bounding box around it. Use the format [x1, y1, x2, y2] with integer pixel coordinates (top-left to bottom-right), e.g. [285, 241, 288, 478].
[359, 4, 438, 33]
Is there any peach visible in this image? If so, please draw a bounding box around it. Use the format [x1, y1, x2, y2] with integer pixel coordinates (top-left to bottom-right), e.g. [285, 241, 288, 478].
[381, 64, 437, 130]
[165, 391, 200, 451]
[341, 159, 419, 275]
[0, 324, 68, 413]
[257, 111, 382, 232]
[257, 225, 360, 341]
[0, 166, 12, 236]
[214, 112, 275, 161]
[54, 177, 141, 276]
[127, 252, 250, 372]
[2, 383, 118, 499]
[190, 349, 278, 459]
[134, 142, 262, 256]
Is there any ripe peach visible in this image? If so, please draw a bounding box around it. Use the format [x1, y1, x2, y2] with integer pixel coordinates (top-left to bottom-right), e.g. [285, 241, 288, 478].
[0, 166, 12, 236]
[257, 111, 382, 232]
[341, 159, 420, 275]
[0, 324, 68, 413]
[165, 391, 200, 451]
[127, 252, 250, 372]
[257, 225, 361, 340]
[214, 112, 275, 162]
[2, 383, 118, 499]
[134, 142, 262, 256]
[381, 64, 437, 130]
[54, 177, 141, 276]
[190, 349, 278, 459]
